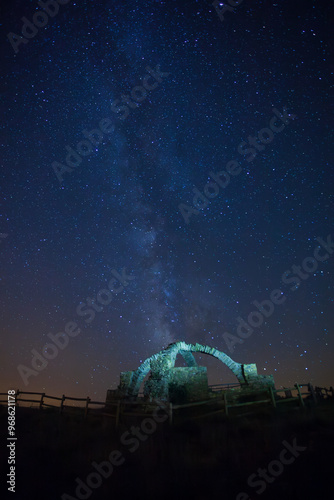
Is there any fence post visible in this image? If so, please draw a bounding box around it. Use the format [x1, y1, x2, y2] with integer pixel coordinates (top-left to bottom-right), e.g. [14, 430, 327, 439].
[269, 387, 276, 408]
[308, 383, 317, 405]
[224, 392, 228, 416]
[84, 397, 90, 418]
[169, 403, 173, 425]
[295, 384, 305, 408]
[60, 395, 65, 414]
[40, 393, 45, 411]
[115, 400, 121, 428]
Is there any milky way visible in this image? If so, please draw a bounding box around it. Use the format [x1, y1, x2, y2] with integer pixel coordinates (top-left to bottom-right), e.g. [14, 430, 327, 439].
[1, 0, 333, 399]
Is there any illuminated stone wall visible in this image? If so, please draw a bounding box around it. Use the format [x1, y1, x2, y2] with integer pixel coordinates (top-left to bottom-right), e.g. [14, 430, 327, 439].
[110, 342, 275, 402]
[168, 367, 208, 403]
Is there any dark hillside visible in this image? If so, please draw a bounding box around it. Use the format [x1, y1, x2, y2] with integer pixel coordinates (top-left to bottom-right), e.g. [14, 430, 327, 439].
[1, 402, 334, 499]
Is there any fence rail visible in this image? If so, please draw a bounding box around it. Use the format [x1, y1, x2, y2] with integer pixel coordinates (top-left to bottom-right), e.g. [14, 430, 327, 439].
[1, 383, 333, 426]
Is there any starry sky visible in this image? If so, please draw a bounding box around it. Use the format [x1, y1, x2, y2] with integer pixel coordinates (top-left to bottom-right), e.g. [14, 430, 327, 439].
[0, 0, 333, 400]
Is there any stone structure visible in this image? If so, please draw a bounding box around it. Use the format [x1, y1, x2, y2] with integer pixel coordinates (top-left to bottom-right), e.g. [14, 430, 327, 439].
[109, 342, 275, 403]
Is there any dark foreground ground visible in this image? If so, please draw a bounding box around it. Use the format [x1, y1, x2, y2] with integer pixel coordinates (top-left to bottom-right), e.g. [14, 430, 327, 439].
[1, 400, 334, 500]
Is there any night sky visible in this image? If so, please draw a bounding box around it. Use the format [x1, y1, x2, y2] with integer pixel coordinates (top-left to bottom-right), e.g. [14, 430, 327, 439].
[0, 0, 333, 401]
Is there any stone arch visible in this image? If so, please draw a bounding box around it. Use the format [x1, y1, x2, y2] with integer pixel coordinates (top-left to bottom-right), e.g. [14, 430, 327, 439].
[124, 342, 260, 398]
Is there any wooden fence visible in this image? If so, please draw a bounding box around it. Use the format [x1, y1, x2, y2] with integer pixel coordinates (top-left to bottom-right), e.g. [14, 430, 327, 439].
[0, 383, 333, 426]
[0, 390, 118, 419]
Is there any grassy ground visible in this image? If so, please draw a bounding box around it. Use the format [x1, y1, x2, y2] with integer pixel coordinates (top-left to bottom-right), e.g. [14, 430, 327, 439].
[1, 400, 334, 500]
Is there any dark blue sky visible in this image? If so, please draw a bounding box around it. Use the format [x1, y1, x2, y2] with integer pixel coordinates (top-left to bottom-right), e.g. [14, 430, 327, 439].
[0, 0, 333, 399]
